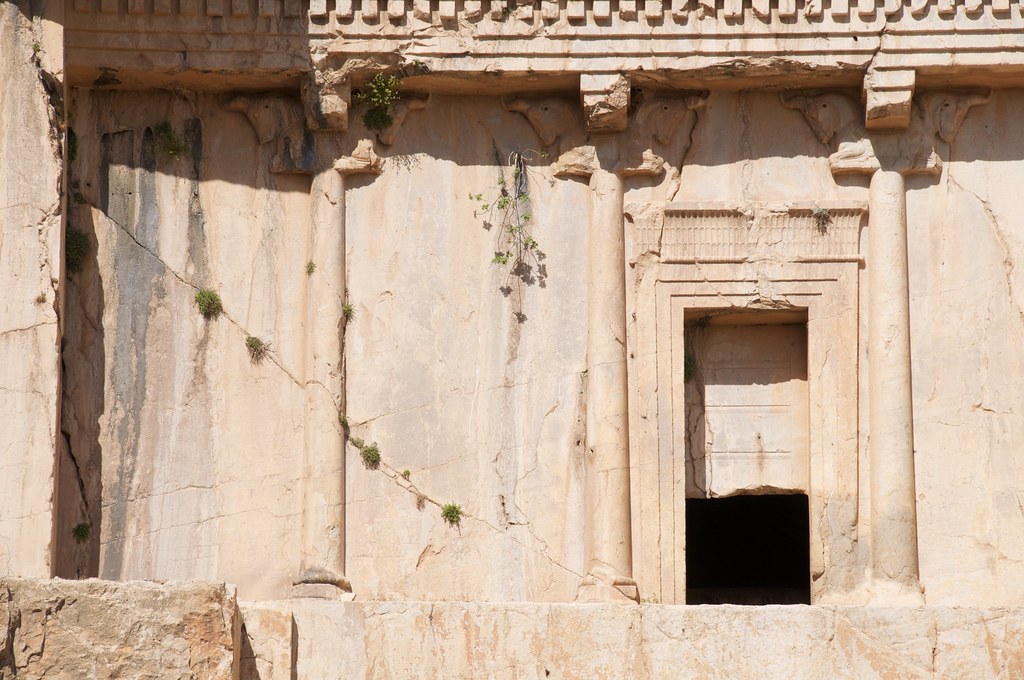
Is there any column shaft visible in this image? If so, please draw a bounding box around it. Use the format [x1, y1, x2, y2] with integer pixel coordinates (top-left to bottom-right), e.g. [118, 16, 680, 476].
[578, 166, 637, 602]
[867, 168, 921, 594]
[295, 169, 350, 595]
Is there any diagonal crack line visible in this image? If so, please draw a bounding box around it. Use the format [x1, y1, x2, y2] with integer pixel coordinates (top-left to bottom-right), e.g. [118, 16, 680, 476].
[949, 175, 1024, 331]
[104, 212, 305, 390]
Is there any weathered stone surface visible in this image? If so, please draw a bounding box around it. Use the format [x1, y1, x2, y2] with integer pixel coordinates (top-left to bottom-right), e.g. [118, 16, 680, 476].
[239, 601, 294, 680]
[277, 601, 1024, 678]
[0, 2, 63, 580]
[0, 578, 238, 679]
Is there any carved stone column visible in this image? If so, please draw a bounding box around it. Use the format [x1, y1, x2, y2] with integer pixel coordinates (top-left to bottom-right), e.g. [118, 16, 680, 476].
[865, 168, 920, 594]
[293, 140, 383, 598]
[578, 162, 637, 602]
[783, 89, 988, 602]
[505, 91, 704, 602]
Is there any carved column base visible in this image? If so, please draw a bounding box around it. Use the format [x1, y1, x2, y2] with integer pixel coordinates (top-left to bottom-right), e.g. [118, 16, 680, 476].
[847, 575, 925, 606]
[575, 573, 640, 604]
[291, 569, 354, 600]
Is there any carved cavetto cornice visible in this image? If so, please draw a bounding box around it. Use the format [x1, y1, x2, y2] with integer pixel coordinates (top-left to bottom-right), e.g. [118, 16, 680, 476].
[630, 201, 867, 264]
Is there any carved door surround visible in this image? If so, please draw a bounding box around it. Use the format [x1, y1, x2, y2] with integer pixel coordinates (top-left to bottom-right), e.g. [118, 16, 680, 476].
[628, 202, 866, 604]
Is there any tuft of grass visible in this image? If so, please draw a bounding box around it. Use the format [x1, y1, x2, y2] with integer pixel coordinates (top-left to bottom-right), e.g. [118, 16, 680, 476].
[65, 226, 90, 273]
[360, 443, 381, 470]
[71, 522, 91, 543]
[416, 493, 427, 510]
[342, 302, 356, 323]
[350, 436, 365, 449]
[441, 503, 463, 527]
[401, 469, 411, 480]
[245, 336, 269, 364]
[305, 260, 316, 275]
[338, 413, 348, 428]
[194, 288, 223, 319]
[34, 293, 47, 305]
[154, 121, 188, 160]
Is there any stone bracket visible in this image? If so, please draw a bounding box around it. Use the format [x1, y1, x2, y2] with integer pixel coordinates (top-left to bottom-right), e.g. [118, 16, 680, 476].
[581, 73, 630, 133]
[301, 69, 351, 132]
[863, 67, 915, 131]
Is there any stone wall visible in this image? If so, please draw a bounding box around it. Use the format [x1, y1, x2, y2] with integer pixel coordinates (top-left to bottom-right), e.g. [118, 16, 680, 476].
[0, 2, 64, 580]
[54, 85, 1024, 605]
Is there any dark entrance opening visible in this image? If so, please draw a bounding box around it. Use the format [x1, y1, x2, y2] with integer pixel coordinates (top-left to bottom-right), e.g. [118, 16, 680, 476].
[685, 494, 810, 605]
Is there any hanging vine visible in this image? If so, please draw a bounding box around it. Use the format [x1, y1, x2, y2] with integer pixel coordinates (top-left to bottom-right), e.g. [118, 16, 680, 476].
[471, 149, 547, 290]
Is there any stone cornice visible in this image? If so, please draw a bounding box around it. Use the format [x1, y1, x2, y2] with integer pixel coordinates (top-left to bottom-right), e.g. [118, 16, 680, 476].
[65, 0, 1024, 90]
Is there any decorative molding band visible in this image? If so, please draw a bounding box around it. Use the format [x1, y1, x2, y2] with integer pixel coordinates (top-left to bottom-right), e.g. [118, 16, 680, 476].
[634, 202, 867, 264]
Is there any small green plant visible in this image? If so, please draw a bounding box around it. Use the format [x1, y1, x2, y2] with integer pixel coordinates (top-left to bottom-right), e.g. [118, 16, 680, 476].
[71, 522, 91, 543]
[683, 350, 697, 383]
[305, 260, 316, 275]
[34, 293, 47, 305]
[154, 121, 188, 160]
[350, 436, 365, 449]
[194, 288, 223, 319]
[338, 413, 348, 428]
[441, 503, 463, 527]
[245, 336, 269, 364]
[360, 442, 381, 470]
[357, 74, 401, 131]
[472, 150, 545, 288]
[416, 493, 427, 510]
[362, 107, 394, 132]
[65, 226, 90, 273]
[31, 41, 42, 56]
[402, 469, 411, 480]
[342, 302, 356, 322]
[811, 206, 832, 234]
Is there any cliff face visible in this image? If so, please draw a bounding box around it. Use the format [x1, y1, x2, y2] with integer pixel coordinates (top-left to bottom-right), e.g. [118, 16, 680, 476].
[0, 4, 63, 581]
[54, 85, 1024, 605]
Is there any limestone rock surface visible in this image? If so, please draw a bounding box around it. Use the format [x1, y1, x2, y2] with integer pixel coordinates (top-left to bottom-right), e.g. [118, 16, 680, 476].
[0, 578, 238, 680]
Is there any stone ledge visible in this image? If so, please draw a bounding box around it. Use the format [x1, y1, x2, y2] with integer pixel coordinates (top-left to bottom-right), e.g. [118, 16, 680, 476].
[247, 600, 1024, 679]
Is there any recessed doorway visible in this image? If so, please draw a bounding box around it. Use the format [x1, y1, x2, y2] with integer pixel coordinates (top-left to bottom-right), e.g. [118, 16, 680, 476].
[685, 494, 811, 605]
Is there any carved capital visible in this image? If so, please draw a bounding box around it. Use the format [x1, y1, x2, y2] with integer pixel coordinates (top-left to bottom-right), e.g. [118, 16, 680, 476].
[864, 67, 916, 131]
[335, 139, 384, 176]
[502, 94, 597, 177]
[621, 92, 707, 176]
[225, 94, 314, 174]
[782, 88, 990, 177]
[580, 73, 631, 133]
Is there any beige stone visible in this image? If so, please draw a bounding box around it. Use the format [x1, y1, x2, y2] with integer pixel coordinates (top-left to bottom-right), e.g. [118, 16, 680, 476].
[6, 4, 1024, 677]
[0, 578, 238, 680]
[0, 2, 63, 581]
